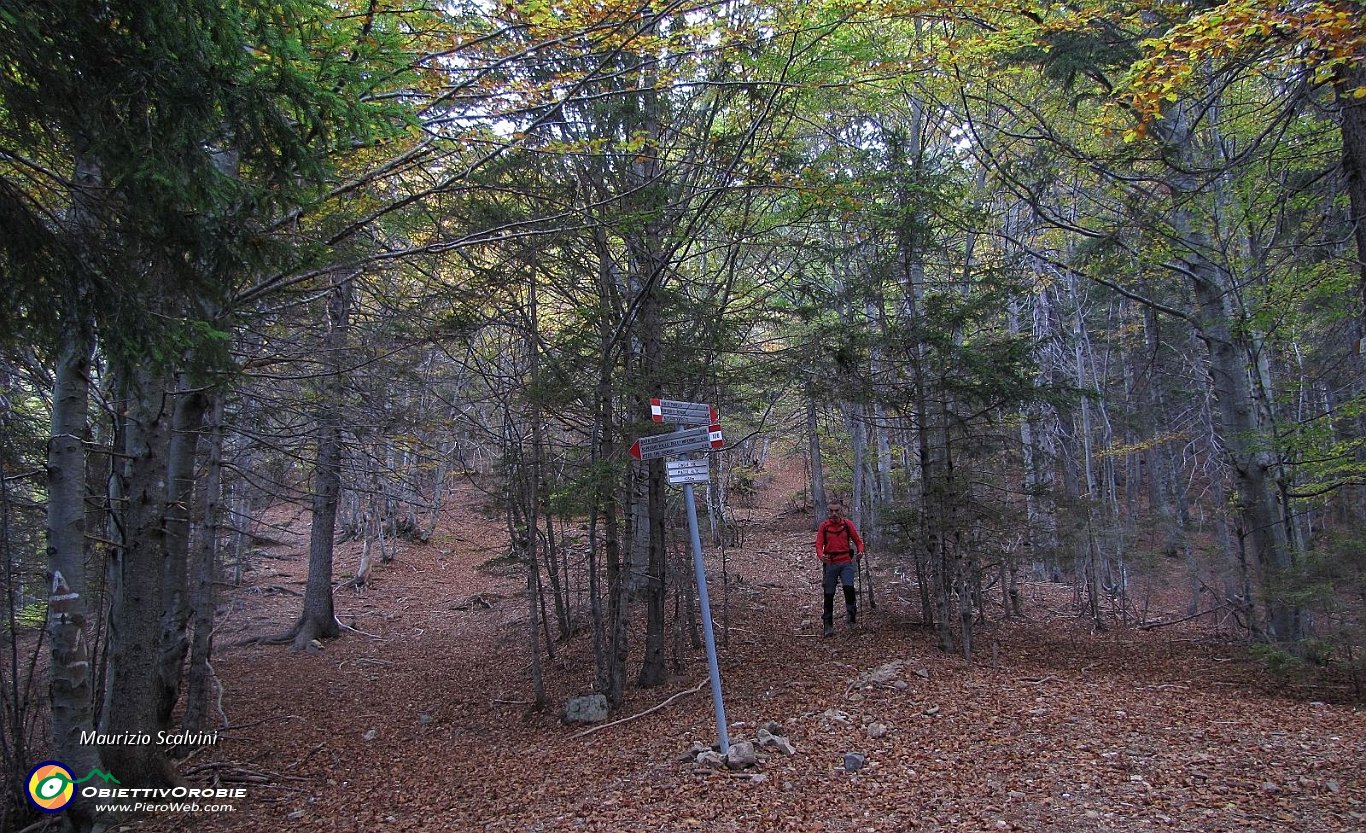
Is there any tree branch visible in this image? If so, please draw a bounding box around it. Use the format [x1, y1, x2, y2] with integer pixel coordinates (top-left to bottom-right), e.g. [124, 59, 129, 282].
[572, 678, 707, 738]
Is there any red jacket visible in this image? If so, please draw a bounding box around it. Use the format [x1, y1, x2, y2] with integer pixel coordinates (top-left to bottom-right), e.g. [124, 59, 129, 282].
[816, 518, 864, 564]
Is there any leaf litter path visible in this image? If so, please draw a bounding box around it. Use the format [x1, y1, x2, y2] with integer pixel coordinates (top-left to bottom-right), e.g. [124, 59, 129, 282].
[130, 474, 1362, 833]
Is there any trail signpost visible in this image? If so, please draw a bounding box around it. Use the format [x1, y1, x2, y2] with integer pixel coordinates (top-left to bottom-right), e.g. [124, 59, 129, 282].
[650, 398, 718, 426]
[665, 459, 710, 485]
[629, 423, 723, 461]
[632, 399, 729, 753]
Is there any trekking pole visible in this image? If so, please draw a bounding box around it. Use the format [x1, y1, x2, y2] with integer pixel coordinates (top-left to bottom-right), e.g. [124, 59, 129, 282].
[853, 562, 861, 623]
[860, 550, 877, 610]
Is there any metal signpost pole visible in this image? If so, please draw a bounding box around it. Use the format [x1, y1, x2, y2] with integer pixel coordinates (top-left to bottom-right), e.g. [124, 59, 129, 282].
[683, 478, 729, 754]
[640, 400, 729, 754]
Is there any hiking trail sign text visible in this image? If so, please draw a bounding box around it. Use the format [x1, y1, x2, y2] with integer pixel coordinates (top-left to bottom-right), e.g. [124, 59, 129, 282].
[650, 398, 718, 426]
[665, 459, 710, 485]
[629, 423, 723, 461]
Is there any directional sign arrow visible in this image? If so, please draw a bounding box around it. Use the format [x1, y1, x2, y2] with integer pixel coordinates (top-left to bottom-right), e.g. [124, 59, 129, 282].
[630, 424, 724, 461]
[650, 398, 718, 426]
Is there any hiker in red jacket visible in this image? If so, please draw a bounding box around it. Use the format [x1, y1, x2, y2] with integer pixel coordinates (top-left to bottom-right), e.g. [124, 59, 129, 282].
[816, 502, 864, 637]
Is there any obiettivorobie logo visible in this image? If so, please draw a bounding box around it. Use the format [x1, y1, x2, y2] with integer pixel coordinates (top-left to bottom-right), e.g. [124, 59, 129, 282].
[26, 762, 121, 813]
[26, 761, 245, 815]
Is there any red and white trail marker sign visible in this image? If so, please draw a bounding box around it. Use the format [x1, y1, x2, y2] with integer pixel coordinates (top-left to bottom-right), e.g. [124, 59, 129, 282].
[650, 398, 718, 426]
[629, 423, 723, 461]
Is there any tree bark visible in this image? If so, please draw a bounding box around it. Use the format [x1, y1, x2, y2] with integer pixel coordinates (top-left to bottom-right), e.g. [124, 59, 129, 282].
[1150, 94, 1302, 641]
[850, 402, 867, 522]
[291, 273, 351, 651]
[184, 393, 224, 731]
[637, 352, 668, 687]
[1336, 65, 1366, 342]
[631, 25, 670, 689]
[806, 394, 826, 524]
[1187, 255, 1298, 640]
[102, 362, 181, 788]
[45, 324, 104, 829]
[526, 278, 548, 705]
[156, 376, 207, 727]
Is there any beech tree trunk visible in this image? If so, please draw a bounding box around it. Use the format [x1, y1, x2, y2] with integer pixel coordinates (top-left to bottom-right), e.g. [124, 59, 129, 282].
[849, 402, 867, 522]
[631, 26, 670, 689]
[46, 324, 103, 830]
[184, 393, 224, 731]
[525, 278, 548, 705]
[1186, 254, 1298, 640]
[806, 395, 826, 523]
[1335, 65, 1366, 532]
[1336, 65, 1366, 342]
[1160, 100, 1300, 642]
[102, 362, 180, 787]
[588, 226, 629, 707]
[156, 376, 206, 727]
[291, 273, 351, 651]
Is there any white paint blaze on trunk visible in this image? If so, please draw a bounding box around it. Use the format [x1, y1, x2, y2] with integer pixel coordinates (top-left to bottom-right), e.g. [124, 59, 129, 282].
[46, 327, 104, 827]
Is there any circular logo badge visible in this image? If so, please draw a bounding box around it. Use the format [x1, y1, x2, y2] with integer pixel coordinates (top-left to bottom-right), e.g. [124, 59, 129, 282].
[27, 761, 76, 813]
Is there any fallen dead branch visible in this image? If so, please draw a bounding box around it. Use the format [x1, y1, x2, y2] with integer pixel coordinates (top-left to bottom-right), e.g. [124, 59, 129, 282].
[216, 714, 301, 732]
[1139, 605, 1227, 631]
[183, 760, 310, 785]
[338, 620, 383, 639]
[286, 742, 326, 772]
[573, 678, 708, 739]
[452, 593, 502, 610]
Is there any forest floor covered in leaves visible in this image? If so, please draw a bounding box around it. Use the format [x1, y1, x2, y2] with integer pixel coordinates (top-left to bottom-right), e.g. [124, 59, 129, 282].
[127, 463, 1364, 833]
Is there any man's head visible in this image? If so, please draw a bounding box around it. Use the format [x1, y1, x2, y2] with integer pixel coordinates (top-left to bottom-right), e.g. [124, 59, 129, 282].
[827, 503, 844, 520]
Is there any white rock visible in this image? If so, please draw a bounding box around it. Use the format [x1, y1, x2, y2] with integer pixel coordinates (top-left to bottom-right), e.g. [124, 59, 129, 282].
[819, 708, 852, 728]
[757, 729, 796, 755]
[725, 741, 759, 770]
[679, 741, 712, 763]
[565, 694, 609, 724]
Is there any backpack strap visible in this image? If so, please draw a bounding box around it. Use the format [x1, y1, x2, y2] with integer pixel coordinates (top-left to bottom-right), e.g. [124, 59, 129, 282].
[821, 519, 849, 551]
